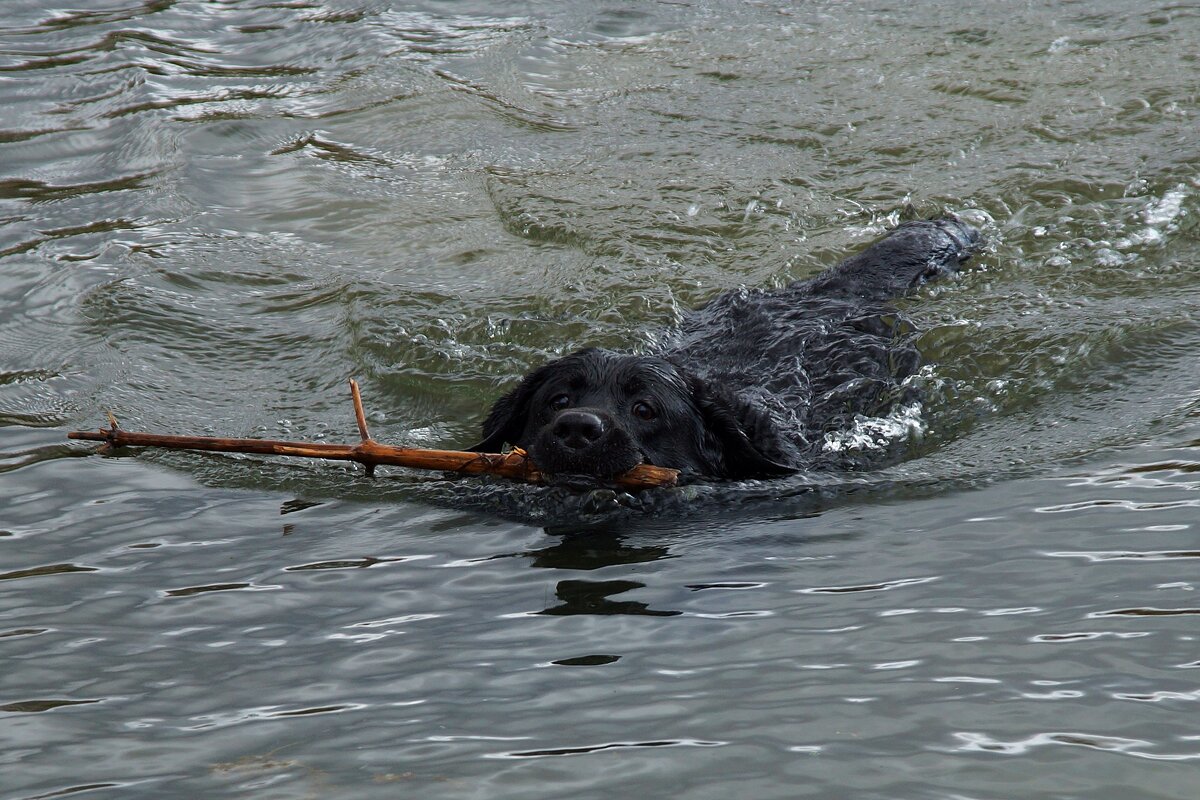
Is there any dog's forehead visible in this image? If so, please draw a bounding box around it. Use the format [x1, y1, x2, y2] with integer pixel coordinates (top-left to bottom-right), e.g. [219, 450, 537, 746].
[617, 358, 686, 395]
[562, 350, 686, 396]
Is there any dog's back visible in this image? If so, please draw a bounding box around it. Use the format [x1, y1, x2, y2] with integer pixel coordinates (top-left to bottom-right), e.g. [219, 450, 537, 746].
[663, 218, 981, 467]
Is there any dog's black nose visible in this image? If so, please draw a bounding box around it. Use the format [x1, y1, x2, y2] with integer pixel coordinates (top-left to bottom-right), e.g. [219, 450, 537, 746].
[552, 410, 606, 450]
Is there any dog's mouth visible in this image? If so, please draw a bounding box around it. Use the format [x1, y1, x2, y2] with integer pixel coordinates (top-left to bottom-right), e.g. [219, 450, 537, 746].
[539, 469, 640, 492]
[531, 447, 651, 490]
[527, 420, 647, 487]
[542, 472, 617, 491]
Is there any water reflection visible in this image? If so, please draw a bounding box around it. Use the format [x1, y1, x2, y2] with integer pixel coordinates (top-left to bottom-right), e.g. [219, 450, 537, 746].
[519, 530, 680, 616]
[522, 529, 671, 570]
[539, 579, 680, 617]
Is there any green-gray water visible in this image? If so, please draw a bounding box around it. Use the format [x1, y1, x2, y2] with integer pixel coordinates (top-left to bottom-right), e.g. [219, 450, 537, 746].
[2, 1, 1198, 797]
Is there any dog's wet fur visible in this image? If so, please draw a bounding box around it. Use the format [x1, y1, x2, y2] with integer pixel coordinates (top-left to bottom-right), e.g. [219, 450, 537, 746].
[471, 218, 980, 486]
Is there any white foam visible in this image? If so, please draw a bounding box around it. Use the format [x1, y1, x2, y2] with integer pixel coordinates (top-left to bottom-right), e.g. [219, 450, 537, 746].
[1143, 184, 1188, 227]
[1115, 184, 1189, 251]
[822, 401, 925, 453]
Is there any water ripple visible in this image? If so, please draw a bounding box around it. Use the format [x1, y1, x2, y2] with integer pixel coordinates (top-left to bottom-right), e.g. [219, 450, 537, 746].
[799, 576, 938, 594]
[0, 563, 99, 582]
[1045, 550, 1200, 562]
[950, 731, 1200, 761]
[1088, 607, 1200, 618]
[184, 702, 369, 731]
[0, 698, 101, 713]
[487, 738, 726, 759]
[1036, 498, 1200, 513]
[160, 582, 279, 598]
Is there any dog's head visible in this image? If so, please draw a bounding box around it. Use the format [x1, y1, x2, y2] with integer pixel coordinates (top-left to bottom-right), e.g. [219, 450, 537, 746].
[470, 348, 797, 484]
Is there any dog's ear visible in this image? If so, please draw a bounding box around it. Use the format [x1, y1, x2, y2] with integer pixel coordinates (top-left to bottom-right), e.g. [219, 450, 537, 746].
[688, 375, 798, 479]
[468, 365, 552, 452]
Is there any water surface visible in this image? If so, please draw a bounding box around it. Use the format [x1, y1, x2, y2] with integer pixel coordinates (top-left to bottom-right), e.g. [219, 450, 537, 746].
[2, 1, 1199, 797]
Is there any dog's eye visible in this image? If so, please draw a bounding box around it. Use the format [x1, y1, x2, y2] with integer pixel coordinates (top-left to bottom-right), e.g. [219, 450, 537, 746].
[632, 401, 657, 421]
[548, 393, 571, 411]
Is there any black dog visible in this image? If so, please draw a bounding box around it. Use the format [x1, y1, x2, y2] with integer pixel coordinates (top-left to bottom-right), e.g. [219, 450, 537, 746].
[471, 218, 980, 485]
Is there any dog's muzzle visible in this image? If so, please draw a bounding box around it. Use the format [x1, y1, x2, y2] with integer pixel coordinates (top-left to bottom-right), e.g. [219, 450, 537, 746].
[529, 408, 644, 481]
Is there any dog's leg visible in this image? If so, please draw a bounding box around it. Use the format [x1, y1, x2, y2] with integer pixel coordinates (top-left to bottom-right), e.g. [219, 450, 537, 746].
[805, 217, 981, 301]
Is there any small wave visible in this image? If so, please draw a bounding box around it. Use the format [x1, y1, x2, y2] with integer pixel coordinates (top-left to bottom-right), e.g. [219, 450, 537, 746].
[1143, 184, 1189, 228]
[1112, 182, 1191, 251]
[950, 730, 1200, 762]
[822, 401, 925, 453]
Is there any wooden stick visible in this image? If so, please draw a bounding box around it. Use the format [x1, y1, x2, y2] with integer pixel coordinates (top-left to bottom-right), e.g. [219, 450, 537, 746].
[349, 379, 371, 441]
[348, 379, 376, 477]
[66, 380, 679, 491]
